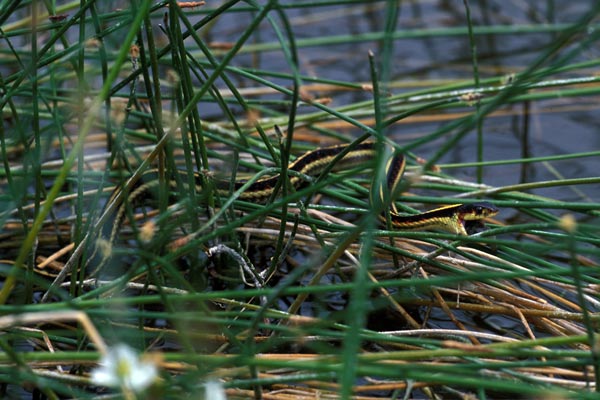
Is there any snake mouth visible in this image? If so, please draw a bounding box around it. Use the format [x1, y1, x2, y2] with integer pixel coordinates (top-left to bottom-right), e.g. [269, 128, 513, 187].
[463, 219, 490, 235]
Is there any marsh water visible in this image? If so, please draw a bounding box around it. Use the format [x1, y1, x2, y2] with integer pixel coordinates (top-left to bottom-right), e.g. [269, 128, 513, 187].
[203, 1, 600, 202]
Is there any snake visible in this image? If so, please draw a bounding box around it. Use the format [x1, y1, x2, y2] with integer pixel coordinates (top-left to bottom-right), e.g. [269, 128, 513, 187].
[35, 141, 499, 279]
[104, 140, 498, 241]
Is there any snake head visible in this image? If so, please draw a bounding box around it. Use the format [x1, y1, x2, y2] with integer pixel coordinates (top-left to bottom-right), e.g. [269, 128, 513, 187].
[459, 202, 499, 235]
[460, 202, 499, 220]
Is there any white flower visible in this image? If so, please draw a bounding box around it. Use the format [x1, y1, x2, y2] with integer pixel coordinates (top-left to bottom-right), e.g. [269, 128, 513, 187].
[91, 344, 158, 393]
[205, 380, 227, 400]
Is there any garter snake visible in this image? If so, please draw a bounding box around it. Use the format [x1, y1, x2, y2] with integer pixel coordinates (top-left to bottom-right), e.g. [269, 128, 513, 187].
[104, 141, 498, 241]
[36, 141, 498, 278]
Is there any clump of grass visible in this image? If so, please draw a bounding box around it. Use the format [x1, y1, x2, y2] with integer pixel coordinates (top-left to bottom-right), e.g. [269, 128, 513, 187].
[0, 1, 599, 399]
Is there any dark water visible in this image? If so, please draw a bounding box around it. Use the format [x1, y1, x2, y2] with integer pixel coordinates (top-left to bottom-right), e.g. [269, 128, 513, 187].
[212, 1, 599, 198]
[2, 1, 597, 200]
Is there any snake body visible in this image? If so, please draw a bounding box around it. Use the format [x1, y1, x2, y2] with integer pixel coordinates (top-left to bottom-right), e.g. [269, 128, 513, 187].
[35, 141, 499, 279]
[104, 141, 498, 241]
